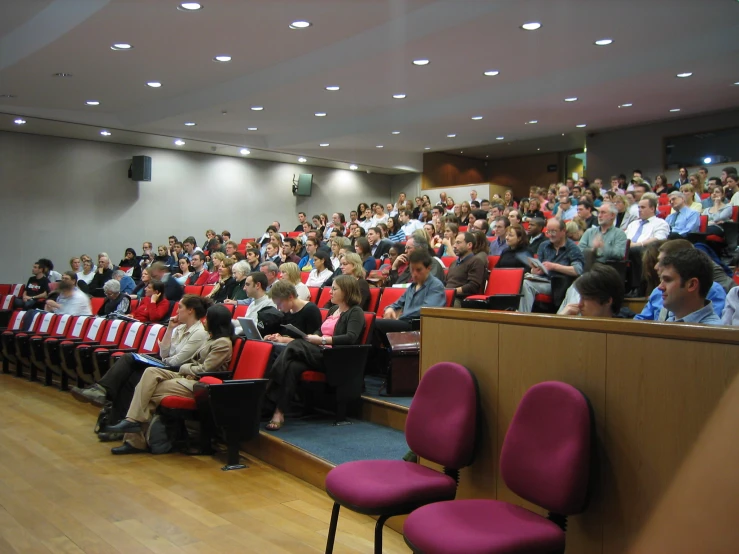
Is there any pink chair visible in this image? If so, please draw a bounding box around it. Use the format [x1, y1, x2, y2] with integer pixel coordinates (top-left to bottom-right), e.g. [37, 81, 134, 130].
[403, 381, 593, 554]
[323, 362, 479, 553]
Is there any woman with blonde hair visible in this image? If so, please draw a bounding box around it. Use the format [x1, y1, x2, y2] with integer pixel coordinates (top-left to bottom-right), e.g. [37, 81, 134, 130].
[324, 252, 370, 310]
[208, 257, 237, 303]
[280, 262, 311, 301]
[679, 184, 704, 212]
[206, 252, 225, 284]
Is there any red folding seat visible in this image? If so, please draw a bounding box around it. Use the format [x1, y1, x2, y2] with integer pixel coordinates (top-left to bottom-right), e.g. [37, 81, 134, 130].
[657, 205, 670, 219]
[91, 321, 147, 380]
[10, 284, 25, 297]
[233, 305, 248, 319]
[42, 316, 93, 387]
[441, 256, 457, 268]
[308, 286, 320, 304]
[0, 285, 10, 296]
[26, 314, 75, 383]
[9, 312, 56, 378]
[107, 324, 166, 367]
[73, 319, 130, 385]
[201, 285, 215, 297]
[0, 296, 13, 310]
[90, 297, 105, 315]
[58, 318, 110, 389]
[1, 310, 29, 373]
[317, 287, 332, 308]
[129, 299, 139, 312]
[300, 312, 375, 423]
[462, 268, 525, 310]
[376, 287, 405, 317]
[184, 285, 203, 296]
[487, 256, 500, 272]
[301, 272, 310, 284]
[366, 288, 381, 312]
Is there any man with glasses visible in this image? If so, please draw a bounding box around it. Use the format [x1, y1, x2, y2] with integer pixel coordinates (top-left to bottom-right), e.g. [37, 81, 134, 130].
[519, 219, 584, 313]
[556, 196, 577, 221]
[625, 196, 670, 297]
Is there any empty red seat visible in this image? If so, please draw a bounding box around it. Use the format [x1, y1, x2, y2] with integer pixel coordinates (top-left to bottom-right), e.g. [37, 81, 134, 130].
[376, 287, 405, 317]
[462, 268, 525, 311]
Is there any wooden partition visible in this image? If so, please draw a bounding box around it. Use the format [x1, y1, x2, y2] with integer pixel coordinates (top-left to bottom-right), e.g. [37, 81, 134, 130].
[420, 308, 739, 554]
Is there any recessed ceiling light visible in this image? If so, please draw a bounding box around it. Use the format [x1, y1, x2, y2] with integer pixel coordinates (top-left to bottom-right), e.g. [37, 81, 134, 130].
[325, 85, 340, 91]
[184, 122, 196, 126]
[251, 106, 263, 111]
[392, 93, 407, 99]
[178, 3, 202, 11]
[174, 139, 185, 146]
[314, 112, 327, 117]
[146, 81, 162, 88]
[319, 143, 329, 147]
[247, 127, 258, 131]
[298, 157, 307, 163]
[289, 21, 311, 29]
[471, 116, 483, 120]
[594, 38, 613, 46]
[376, 145, 384, 148]
[670, 108, 681, 112]
[703, 157, 713, 164]
[733, 82, 739, 86]
[110, 43, 133, 51]
[576, 124, 587, 128]
[483, 70, 500, 76]
[53, 72, 73, 77]
[213, 55, 232, 62]
[676, 72, 693, 78]
[412, 59, 430, 66]
[349, 164, 358, 170]
[424, 147, 431, 150]
[391, 131, 400, 135]
[618, 103, 633, 108]
[486, 155, 489, 158]
[537, 148, 541, 151]
[521, 22, 542, 31]
[447, 134, 457, 138]
[100, 130, 111, 136]
[496, 136, 505, 140]
[564, 97, 578, 102]
[85, 100, 100, 106]
[240, 148, 250, 155]
[14, 118, 26, 125]
[526, 120, 538, 124]
[0, 94, 17, 98]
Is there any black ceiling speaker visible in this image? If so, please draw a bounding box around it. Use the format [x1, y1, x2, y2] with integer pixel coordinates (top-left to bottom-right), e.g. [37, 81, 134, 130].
[129, 155, 151, 181]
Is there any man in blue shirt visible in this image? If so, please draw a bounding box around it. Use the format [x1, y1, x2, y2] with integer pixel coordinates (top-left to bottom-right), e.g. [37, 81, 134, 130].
[659, 248, 721, 325]
[665, 191, 700, 238]
[556, 196, 577, 221]
[374, 250, 446, 339]
[488, 217, 509, 256]
[112, 270, 136, 295]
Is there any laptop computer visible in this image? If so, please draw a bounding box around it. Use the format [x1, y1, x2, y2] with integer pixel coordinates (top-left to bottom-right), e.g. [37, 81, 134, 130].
[132, 352, 168, 368]
[238, 318, 263, 341]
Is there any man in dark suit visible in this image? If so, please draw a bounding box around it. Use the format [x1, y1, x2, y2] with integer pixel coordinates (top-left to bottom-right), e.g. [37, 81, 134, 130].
[367, 227, 391, 259]
[527, 218, 547, 254]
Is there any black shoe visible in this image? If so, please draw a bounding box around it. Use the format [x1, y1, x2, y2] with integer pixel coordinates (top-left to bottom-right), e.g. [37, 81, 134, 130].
[97, 431, 124, 442]
[111, 442, 147, 455]
[105, 419, 142, 434]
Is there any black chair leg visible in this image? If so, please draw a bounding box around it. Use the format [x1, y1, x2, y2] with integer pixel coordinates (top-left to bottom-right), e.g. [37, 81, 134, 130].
[374, 514, 390, 554]
[333, 400, 351, 426]
[44, 366, 53, 386]
[325, 502, 340, 554]
[221, 431, 246, 471]
[2, 358, 8, 374]
[60, 371, 68, 391]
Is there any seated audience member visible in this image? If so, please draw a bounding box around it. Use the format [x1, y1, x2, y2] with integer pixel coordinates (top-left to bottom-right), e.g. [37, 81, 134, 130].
[329, 236, 350, 269]
[71, 295, 211, 430]
[224, 241, 239, 258]
[526, 218, 547, 254]
[305, 251, 334, 287]
[185, 252, 210, 285]
[76, 255, 96, 291]
[560, 264, 626, 318]
[129, 268, 150, 299]
[105, 304, 234, 454]
[98, 280, 131, 316]
[298, 237, 319, 272]
[488, 217, 510, 256]
[225, 260, 249, 303]
[388, 236, 445, 286]
[294, 212, 308, 232]
[614, 194, 638, 230]
[233, 272, 278, 336]
[400, 209, 424, 239]
[259, 261, 280, 292]
[245, 248, 261, 272]
[264, 280, 323, 343]
[702, 186, 733, 237]
[88, 253, 115, 297]
[112, 269, 136, 295]
[447, 232, 486, 306]
[118, 248, 142, 281]
[369, 204, 389, 227]
[508, 209, 523, 227]
[721, 286, 739, 326]
[131, 280, 170, 323]
[726, 173, 739, 206]
[148, 261, 183, 302]
[220, 230, 231, 243]
[14, 259, 51, 309]
[264, 242, 282, 266]
[139, 243, 155, 272]
[280, 262, 311, 301]
[635, 240, 725, 321]
[386, 216, 405, 243]
[182, 236, 203, 261]
[555, 195, 577, 221]
[523, 198, 545, 221]
[206, 252, 226, 284]
[69, 257, 81, 275]
[497, 224, 532, 269]
[437, 222, 459, 258]
[323, 253, 370, 310]
[519, 218, 585, 313]
[264, 276, 366, 431]
[665, 191, 700, 238]
[577, 201, 628, 271]
[679, 183, 704, 212]
[174, 257, 191, 285]
[280, 238, 302, 265]
[576, 199, 598, 229]
[355, 237, 377, 273]
[652, 174, 674, 196]
[658, 248, 721, 325]
[566, 219, 586, 241]
[472, 230, 490, 266]
[207, 258, 236, 303]
[367, 227, 391, 259]
[376, 250, 446, 340]
[625, 196, 671, 296]
[44, 273, 92, 316]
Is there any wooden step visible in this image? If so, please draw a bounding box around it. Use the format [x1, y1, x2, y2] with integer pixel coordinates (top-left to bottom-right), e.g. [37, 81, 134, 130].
[360, 395, 409, 432]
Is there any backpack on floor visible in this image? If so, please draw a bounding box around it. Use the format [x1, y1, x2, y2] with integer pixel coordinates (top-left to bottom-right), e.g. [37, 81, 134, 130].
[146, 413, 180, 454]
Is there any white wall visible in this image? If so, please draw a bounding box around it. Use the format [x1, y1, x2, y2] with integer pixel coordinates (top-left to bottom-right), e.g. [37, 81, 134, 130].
[587, 108, 739, 184]
[0, 131, 400, 282]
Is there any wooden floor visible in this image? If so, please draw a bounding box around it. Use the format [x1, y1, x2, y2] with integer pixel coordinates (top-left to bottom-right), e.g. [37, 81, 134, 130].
[0, 375, 410, 553]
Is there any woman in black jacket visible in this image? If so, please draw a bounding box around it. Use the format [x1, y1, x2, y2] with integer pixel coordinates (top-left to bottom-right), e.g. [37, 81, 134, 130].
[265, 275, 366, 430]
[496, 224, 532, 269]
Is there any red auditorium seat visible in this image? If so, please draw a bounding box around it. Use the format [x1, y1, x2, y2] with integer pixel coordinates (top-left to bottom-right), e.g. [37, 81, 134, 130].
[5, 312, 56, 378]
[90, 297, 105, 314]
[308, 286, 320, 304]
[28, 314, 76, 383]
[441, 256, 457, 268]
[233, 305, 248, 319]
[657, 205, 670, 219]
[366, 287, 381, 312]
[184, 285, 203, 296]
[2, 310, 46, 375]
[461, 268, 525, 310]
[301, 272, 310, 284]
[59, 318, 113, 389]
[43, 316, 94, 388]
[91, 321, 147, 381]
[376, 287, 405, 317]
[317, 287, 332, 308]
[201, 285, 215, 296]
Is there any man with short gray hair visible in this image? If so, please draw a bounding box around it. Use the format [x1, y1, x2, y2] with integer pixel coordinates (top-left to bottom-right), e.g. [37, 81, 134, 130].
[665, 191, 700, 238]
[259, 261, 279, 291]
[112, 269, 136, 295]
[98, 280, 131, 316]
[577, 201, 628, 272]
[387, 236, 445, 285]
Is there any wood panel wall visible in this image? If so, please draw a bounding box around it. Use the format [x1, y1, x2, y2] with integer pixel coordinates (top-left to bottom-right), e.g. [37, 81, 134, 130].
[419, 309, 739, 554]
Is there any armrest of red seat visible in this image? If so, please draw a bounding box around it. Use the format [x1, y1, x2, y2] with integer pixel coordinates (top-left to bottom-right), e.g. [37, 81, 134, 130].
[198, 371, 233, 380]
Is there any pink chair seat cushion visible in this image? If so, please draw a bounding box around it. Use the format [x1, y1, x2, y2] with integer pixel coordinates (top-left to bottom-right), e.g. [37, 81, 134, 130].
[403, 499, 565, 554]
[325, 460, 457, 511]
[160, 395, 196, 410]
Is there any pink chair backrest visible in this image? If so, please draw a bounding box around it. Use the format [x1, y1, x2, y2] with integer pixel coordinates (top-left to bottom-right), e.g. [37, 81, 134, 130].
[500, 381, 592, 515]
[405, 362, 478, 469]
